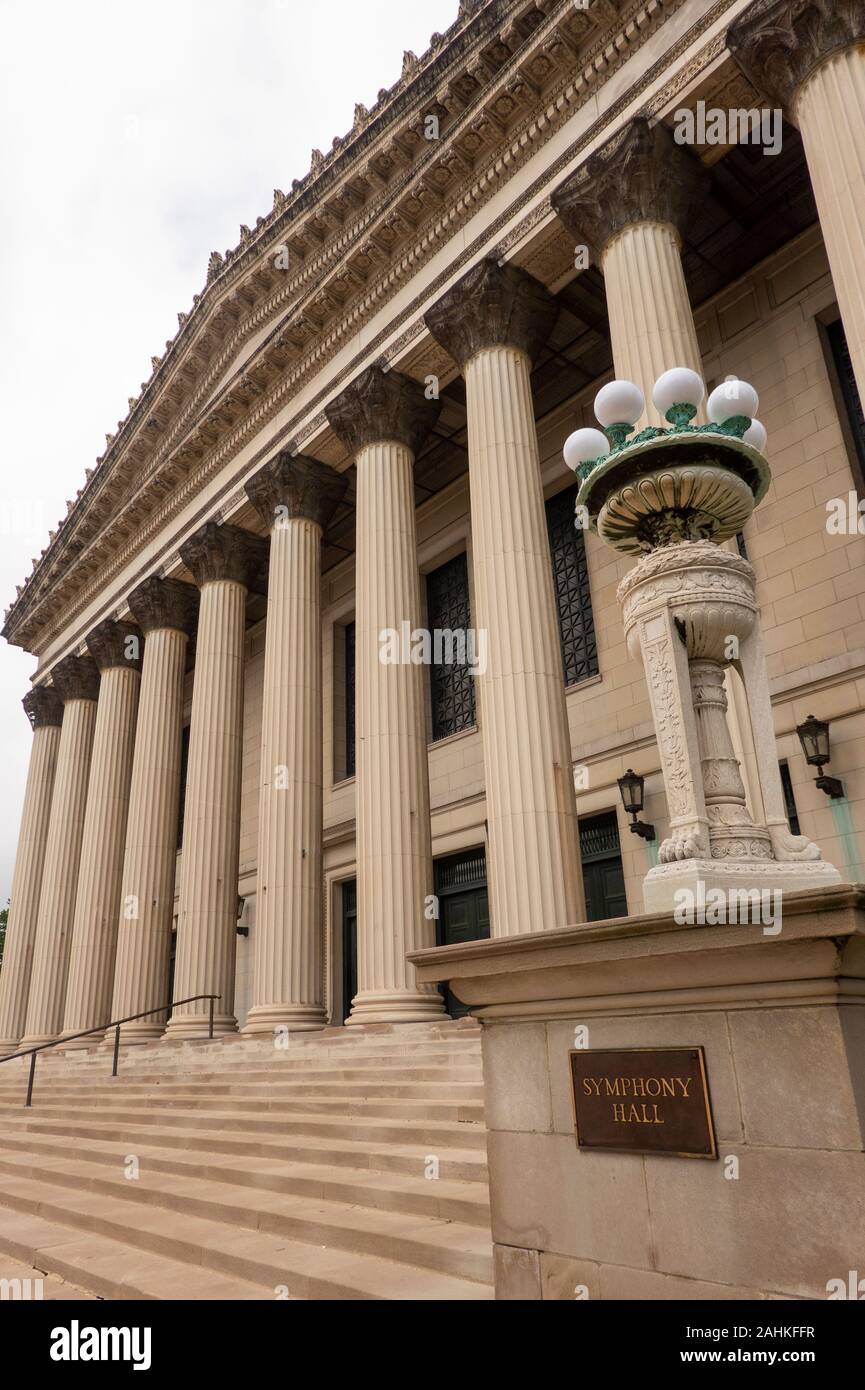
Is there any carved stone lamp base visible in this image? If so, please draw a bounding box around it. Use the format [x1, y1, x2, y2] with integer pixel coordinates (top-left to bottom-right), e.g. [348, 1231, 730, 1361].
[643, 856, 843, 915]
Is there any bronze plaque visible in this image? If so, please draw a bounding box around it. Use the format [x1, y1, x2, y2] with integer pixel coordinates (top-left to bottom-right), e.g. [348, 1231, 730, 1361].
[569, 1047, 717, 1159]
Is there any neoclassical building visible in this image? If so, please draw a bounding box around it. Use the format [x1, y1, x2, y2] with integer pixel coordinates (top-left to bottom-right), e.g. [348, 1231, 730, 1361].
[1, 0, 864, 1055]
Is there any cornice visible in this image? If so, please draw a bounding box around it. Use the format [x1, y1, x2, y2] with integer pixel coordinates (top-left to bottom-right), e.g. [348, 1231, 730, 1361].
[8, 0, 730, 660]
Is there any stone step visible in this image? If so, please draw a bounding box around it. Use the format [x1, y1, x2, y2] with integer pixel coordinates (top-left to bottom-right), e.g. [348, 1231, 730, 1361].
[0, 1129, 490, 1225]
[0, 1113, 488, 1182]
[0, 1078, 486, 1103]
[0, 1146, 492, 1283]
[0, 1253, 97, 1300]
[0, 1063, 482, 1091]
[0, 1173, 492, 1300]
[0, 1101, 488, 1148]
[0, 1093, 484, 1123]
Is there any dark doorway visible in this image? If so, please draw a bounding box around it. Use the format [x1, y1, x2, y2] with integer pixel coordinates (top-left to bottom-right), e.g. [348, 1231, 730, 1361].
[341, 879, 357, 1024]
[434, 848, 489, 1017]
[580, 811, 628, 921]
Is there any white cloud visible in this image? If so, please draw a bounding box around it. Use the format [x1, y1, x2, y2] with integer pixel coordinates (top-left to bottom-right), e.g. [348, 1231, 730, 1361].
[0, 0, 459, 901]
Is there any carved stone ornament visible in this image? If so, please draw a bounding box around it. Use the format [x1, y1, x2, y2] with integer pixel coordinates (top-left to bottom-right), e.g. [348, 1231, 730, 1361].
[728, 0, 865, 116]
[85, 618, 143, 673]
[245, 452, 349, 532]
[424, 257, 557, 369]
[22, 685, 63, 729]
[51, 653, 100, 703]
[325, 365, 441, 456]
[551, 117, 709, 260]
[180, 522, 269, 591]
[127, 575, 199, 637]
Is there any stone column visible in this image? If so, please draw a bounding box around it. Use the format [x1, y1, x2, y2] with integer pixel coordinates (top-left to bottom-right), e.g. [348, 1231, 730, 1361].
[552, 118, 708, 423]
[58, 621, 142, 1048]
[108, 578, 198, 1043]
[730, 0, 865, 402]
[0, 688, 63, 1056]
[553, 118, 761, 816]
[326, 367, 445, 1022]
[164, 523, 267, 1040]
[20, 657, 99, 1048]
[425, 260, 585, 937]
[243, 452, 347, 1034]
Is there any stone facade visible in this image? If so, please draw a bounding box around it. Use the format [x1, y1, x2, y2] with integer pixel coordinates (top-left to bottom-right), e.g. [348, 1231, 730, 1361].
[1, 0, 865, 1053]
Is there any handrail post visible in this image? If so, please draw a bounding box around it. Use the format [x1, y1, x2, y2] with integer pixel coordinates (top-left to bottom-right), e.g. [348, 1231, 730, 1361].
[208, 996, 215, 1040]
[25, 1052, 36, 1109]
[111, 1023, 121, 1078]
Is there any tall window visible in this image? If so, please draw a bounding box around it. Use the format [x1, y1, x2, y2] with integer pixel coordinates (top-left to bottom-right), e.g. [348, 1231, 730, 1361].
[545, 485, 599, 686]
[426, 552, 477, 741]
[779, 760, 801, 836]
[345, 622, 355, 779]
[176, 724, 191, 849]
[579, 811, 627, 921]
[825, 317, 865, 491]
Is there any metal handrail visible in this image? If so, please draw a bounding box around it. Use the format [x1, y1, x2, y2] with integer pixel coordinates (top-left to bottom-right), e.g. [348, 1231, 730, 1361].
[0, 993, 220, 1107]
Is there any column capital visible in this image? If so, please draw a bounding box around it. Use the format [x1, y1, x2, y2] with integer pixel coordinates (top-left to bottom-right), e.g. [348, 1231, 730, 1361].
[551, 117, 708, 262]
[127, 575, 199, 636]
[245, 451, 348, 531]
[325, 365, 441, 456]
[179, 522, 268, 590]
[424, 257, 556, 369]
[728, 0, 865, 114]
[23, 686, 63, 729]
[85, 618, 143, 673]
[51, 654, 100, 703]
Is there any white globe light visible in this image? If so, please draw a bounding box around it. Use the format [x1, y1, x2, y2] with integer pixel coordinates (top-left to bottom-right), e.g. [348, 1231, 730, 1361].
[652, 367, 705, 416]
[563, 427, 610, 472]
[707, 377, 760, 423]
[594, 379, 645, 428]
[743, 418, 767, 452]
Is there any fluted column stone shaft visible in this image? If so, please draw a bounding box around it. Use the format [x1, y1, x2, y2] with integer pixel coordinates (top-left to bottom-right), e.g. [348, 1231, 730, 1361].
[165, 523, 266, 1039]
[21, 657, 99, 1048]
[0, 689, 63, 1056]
[730, 0, 865, 405]
[108, 578, 198, 1043]
[425, 260, 585, 937]
[244, 453, 347, 1034]
[59, 622, 142, 1048]
[326, 367, 445, 1022]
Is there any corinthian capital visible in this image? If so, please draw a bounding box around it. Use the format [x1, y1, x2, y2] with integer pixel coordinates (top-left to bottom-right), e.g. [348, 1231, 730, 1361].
[551, 117, 708, 261]
[127, 576, 199, 636]
[86, 618, 143, 673]
[246, 452, 348, 531]
[325, 366, 441, 456]
[728, 0, 865, 114]
[23, 685, 63, 729]
[424, 257, 556, 369]
[179, 522, 268, 591]
[51, 654, 100, 703]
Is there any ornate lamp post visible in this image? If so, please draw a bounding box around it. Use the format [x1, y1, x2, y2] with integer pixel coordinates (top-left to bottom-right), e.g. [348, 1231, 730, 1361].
[566, 369, 841, 910]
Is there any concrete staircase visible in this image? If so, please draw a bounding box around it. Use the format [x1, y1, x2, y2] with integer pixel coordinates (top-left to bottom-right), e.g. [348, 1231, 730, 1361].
[0, 1021, 492, 1300]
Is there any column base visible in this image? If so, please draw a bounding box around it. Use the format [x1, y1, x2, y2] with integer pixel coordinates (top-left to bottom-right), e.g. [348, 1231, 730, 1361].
[56, 1029, 105, 1052]
[17, 1032, 58, 1051]
[0, 1038, 23, 1059]
[346, 989, 446, 1025]
[96, 1020, 167, 1049]
[643, 857, 843, 914]
[242, 1004, 327, 1036]
[161, 1012, 238, 1042]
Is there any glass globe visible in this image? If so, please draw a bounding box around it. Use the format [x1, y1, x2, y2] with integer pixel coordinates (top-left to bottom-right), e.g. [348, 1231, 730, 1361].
[707, 377, 759, 423]
[594, 379, 645, 428]
[743, 418, 767, 452]
[563, 427, 610, 472]
[652, 367, 705, 416]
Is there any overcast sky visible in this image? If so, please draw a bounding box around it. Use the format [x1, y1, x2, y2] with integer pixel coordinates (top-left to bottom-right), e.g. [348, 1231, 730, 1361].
[0, 0, 459, 904]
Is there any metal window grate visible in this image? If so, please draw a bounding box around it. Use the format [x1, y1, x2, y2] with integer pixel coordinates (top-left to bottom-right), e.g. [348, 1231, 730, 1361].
[779, 760, 801, 837]
[579, 810, 622, 862]
[827, 317, 865, 485]
[426, 552, 477, 742]
[545, 485, 599, 687]
[345, 622, 355, 779]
